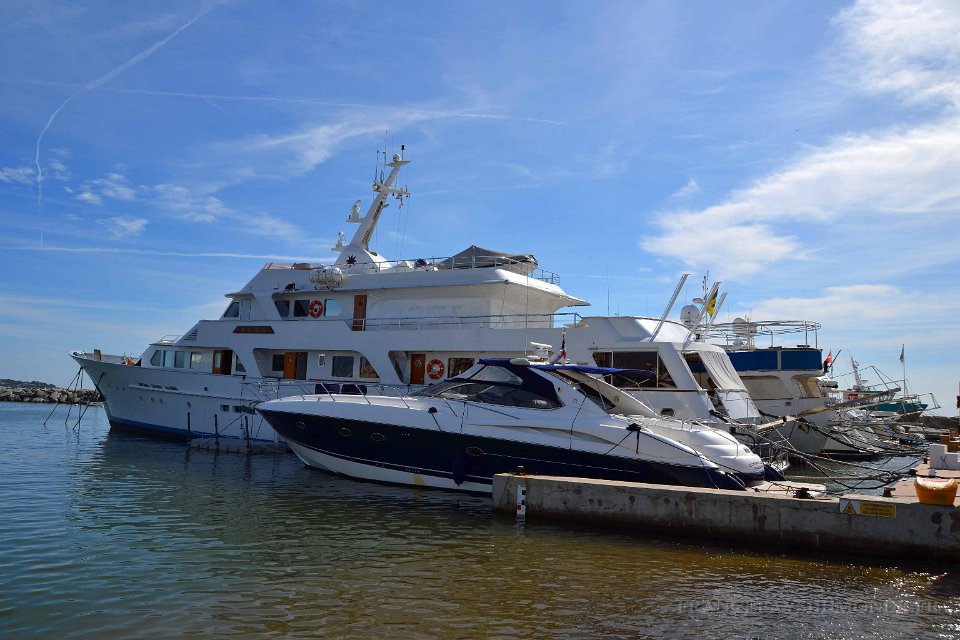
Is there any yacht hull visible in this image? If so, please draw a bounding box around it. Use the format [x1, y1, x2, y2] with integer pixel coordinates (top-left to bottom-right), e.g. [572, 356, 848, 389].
[71, 353, 279, 443]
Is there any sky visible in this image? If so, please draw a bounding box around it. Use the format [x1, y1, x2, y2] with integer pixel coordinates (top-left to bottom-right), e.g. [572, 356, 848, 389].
[1, 0, 958, 414]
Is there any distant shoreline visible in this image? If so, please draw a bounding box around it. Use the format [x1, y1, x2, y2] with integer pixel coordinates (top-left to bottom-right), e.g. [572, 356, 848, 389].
[0, 385, 101, 405]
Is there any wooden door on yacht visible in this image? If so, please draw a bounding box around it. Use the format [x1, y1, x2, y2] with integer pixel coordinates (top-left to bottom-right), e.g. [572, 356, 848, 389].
[283, 351, 308, 379]
[352, 294, 367, 331]
[410, 353, 426, 385]
[212, 349, 233, 375]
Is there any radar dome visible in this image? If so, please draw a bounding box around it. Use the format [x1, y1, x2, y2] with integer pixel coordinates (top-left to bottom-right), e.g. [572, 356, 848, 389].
[680, 304, 699, 329]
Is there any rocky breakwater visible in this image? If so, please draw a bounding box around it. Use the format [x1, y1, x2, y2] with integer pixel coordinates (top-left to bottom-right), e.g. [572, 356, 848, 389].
[0, 382, 101, 405]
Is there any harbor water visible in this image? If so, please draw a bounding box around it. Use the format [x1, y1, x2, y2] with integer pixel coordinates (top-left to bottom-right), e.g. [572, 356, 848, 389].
[2, 402, 959, 639]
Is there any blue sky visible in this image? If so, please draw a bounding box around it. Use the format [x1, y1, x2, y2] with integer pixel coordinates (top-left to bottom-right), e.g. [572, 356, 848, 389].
[1, 0, 958, 414]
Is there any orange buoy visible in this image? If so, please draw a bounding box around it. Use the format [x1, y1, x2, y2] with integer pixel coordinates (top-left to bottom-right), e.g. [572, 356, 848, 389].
[914, 477, 958, 506]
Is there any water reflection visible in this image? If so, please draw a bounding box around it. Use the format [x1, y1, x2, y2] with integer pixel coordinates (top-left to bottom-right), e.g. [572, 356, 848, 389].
[1, 403, 959, 639]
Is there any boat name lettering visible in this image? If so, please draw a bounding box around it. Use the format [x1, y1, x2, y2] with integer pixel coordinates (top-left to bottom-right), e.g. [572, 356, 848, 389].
[233, 326, 275, 334]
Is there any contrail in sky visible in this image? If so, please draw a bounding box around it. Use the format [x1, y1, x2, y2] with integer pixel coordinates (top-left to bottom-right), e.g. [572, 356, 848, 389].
[33, 4, 219, 246]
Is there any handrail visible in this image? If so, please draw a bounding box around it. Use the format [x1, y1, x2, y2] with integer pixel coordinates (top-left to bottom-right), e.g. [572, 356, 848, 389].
[264, 254, 561, 284]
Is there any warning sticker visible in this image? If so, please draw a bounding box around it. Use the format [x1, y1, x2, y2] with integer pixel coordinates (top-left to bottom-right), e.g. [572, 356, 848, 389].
[839, 499, 896, 518]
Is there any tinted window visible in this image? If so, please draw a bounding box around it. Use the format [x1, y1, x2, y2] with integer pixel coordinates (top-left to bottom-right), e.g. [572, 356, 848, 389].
[274, 300, 290, 317]
[332, 355, 354, 378]
[293, 300, 311, 317]
[223, 301, 240, 318]
[359, 357, 379, 380]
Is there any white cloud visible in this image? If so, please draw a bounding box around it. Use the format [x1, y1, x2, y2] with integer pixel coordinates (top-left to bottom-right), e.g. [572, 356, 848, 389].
[642, 0, 960, 277]
[145, 183, 230, 223]
[0, 166, 34, 185]
[671, 178, 700, 199]
[76, 191, 102, 205]
[98, 216, 148, 239]
[582, 142, 627, 180]
[833, 0, 960, 106]
[239, 118, 397, 176]
[77, 170, 138, 204]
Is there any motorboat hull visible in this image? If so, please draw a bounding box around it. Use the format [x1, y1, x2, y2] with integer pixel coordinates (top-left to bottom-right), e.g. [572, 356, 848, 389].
[259, 407, 749, 493]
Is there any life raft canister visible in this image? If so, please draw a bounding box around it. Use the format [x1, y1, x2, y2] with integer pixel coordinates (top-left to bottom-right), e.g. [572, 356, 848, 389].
[308, 300, 324, 318]
[427, 358, 445, 380]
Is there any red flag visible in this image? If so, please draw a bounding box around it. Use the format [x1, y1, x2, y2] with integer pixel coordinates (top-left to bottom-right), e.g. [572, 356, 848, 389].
[825, 350, 832, 364]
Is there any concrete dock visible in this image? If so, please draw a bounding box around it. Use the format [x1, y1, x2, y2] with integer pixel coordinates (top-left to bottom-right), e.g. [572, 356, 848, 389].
[492, 474, 960, 563]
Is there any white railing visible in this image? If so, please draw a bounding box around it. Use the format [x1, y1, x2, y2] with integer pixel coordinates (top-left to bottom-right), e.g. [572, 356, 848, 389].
[265, 253, 561, 284]
[356, 312, 581, 332]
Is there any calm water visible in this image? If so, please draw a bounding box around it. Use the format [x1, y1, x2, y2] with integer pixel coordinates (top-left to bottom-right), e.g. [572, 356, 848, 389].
[2, 402, 959, 640]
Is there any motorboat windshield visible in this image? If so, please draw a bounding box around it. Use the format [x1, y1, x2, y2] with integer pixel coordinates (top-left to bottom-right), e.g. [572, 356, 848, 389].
[415, 359, 660, 416]
[414, 361, 563, 408]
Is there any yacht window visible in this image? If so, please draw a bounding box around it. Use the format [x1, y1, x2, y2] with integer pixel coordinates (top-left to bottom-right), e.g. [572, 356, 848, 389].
[794, 375, 823, 399]
[324, 299, 342, 316]
[239, 299, 251, 321]
[174, 351, 186, 368]
[163, 350, 176, 368]
[274, 300, 290, 318]
[317, 353, 326, 366]
[437, 381, 560, 409]
[223, 301, 240, 318]
[190, 352, 202, 369]
[150, 350, 162, 366]
[593, 351, 675, 388]
[742, 376, 789, 400]
[576, 381, 616, 411]
[359, 357, 379, 380]
[235, 356, 246, 374]
[462, 365, 523, 385]
[332, 355, 355, 378]
[272, 354, 285, 371]
[293, 300, 312, 317]
[447, 358, 475, 378]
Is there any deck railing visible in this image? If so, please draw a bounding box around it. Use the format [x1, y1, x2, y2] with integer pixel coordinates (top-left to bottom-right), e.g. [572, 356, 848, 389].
[265, 253, 562, 285]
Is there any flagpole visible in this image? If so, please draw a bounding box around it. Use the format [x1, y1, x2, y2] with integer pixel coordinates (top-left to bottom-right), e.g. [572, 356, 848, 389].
[900, 344, 907, 397]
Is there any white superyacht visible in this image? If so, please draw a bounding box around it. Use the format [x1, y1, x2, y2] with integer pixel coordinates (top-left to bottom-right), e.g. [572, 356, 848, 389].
[71, 152, 784, 465]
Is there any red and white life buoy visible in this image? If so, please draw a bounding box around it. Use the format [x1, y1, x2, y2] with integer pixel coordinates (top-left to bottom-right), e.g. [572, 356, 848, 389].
[308, 300, 324, 318]
[426, 358, 445, 380]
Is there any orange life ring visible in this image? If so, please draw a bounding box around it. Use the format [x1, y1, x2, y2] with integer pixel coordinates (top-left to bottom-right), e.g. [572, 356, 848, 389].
[308, 300, 324, 318]
[427, 358, 445, 380]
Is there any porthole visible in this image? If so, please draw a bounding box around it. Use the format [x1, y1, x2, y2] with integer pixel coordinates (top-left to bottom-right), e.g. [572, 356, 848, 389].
[339, 427, 352, 437]
[371, 432, 385, 442]
[296, 421, 306, 429]
[466, 446, 484, 457]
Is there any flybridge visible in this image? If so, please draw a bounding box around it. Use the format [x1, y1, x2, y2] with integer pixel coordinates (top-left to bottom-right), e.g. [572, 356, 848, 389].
[259, 251, 561, 285]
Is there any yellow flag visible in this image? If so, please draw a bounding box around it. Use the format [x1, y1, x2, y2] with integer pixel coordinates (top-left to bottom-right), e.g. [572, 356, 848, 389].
[706, 293, 717, 317]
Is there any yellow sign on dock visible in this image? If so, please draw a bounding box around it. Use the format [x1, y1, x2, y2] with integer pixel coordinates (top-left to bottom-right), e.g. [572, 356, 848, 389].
[839, 499, 896, 518]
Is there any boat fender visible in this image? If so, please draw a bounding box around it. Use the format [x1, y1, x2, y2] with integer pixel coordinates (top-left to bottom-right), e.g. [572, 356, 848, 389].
[427, 359, 445, 380]
[308, 300, 324, 318]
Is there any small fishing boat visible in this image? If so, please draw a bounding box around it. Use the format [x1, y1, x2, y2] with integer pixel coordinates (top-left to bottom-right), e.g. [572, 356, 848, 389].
[257, 358, 777, 494]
